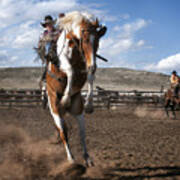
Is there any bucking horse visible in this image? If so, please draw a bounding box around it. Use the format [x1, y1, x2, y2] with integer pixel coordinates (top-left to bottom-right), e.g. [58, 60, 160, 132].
[41, 11, 106, 166]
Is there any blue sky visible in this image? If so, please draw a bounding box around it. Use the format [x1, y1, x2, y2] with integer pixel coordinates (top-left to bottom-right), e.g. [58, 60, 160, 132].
[0, 0, 180, 74]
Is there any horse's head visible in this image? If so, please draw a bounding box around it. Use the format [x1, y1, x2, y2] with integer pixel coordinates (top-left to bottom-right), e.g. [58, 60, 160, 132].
[79, 19, 107, 72]
[60, 11, 107, 72]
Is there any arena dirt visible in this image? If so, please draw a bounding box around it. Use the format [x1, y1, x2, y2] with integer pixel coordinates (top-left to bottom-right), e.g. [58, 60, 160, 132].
[0, 107, 180, 179]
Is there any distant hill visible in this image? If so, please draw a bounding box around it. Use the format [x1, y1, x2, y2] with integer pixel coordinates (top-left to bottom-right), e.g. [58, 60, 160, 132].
[0, 67, 170, 91]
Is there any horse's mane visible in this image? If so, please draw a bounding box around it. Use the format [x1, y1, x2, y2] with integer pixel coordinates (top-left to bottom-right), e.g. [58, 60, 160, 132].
[59, 11, 97, 32]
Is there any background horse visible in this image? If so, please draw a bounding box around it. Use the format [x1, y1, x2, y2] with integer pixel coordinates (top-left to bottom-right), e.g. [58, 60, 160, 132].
[164, 88, 180, 119]
[46, 11, 106, 166]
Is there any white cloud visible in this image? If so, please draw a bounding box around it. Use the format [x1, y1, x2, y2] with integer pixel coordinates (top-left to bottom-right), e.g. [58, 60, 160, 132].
[0, 0, 150, 68]
[136, 40, 145, 47]
[144, 53, 180, 73]
[0, 50, 8, 56]
[99, 19, 149, 58]
[0, 0, 82, 67]
[0, 0, 78, 29]
[116, 19, 148, 39]
[12, 21, 39, 48]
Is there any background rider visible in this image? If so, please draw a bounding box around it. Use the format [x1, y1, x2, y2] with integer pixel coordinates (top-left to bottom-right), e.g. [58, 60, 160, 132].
[170, 70, 180, 98]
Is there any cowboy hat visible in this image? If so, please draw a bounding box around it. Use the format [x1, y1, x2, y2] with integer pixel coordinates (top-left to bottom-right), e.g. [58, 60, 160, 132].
[41, 15, 56, 27]
[172, 70, 177, 75]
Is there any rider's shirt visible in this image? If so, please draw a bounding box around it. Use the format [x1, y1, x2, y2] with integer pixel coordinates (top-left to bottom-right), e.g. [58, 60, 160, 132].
[170, 74, 179, 86]
[38, 27, 61, 58]
[38, 28, 60, 46]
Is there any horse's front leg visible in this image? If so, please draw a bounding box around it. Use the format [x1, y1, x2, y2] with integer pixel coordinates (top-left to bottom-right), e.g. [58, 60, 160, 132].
[59, 55, 73, 107]
[69, 93, 93, 166]
[61, 66, 73, 107]
[47, 91, 74, 163]
[76, 113, 94, 167]
[85, 72, 95, 114]
[57, 34, 73, 107]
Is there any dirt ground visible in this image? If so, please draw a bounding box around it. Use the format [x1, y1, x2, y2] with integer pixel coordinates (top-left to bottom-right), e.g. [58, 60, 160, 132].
[0, 106, 180, 180]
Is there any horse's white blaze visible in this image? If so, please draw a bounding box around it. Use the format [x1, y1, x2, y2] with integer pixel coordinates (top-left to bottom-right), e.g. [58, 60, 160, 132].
[84, 34, 96, 108]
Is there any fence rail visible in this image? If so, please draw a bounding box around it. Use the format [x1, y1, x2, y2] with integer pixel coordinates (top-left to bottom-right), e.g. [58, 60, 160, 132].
[0, 88, 165, 108]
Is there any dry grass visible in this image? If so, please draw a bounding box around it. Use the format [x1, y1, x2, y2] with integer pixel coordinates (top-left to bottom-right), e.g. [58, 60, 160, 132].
[0, 67, 170, 90]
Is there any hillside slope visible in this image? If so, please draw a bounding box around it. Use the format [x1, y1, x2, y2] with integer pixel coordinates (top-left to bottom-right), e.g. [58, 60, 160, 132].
[0, 67, 170, 91]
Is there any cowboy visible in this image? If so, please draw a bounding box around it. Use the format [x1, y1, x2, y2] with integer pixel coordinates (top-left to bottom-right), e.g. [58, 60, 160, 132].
[170, 70, 180, 98]
[36, 15, 62, 108]
[37, 15, 64, 87]
[38, 15, 60, 59]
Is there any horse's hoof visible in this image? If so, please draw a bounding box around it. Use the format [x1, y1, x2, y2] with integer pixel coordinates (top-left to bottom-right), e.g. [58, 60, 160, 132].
[83, 153, 94, 167]
[68, 158, 75, 164]
[61, 162, 86, 178]
[85, 158, 94, 167]
[85, 106, 94, 114]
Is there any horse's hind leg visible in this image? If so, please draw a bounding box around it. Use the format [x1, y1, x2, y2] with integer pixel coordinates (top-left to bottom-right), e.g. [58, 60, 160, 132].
[47, 92, 74, 163]
[69, 93, 94, 166]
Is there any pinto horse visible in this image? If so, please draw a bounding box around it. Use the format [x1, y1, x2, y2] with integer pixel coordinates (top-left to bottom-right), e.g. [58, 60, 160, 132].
[45, 11, 106, 166]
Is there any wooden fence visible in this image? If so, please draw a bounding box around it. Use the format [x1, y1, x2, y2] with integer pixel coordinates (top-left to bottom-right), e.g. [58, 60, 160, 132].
[0, 88, 165, 108]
